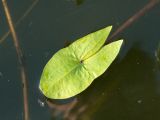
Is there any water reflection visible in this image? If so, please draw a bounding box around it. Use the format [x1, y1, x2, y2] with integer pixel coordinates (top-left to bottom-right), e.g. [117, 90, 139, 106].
[42, 48, 160, 120]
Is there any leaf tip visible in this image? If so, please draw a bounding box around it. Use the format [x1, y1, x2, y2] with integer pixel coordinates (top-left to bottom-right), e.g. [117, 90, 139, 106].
[117, 39, 123, 45]
[108, 25, 113, 31]
[114, 39, 123, 51]
[104, 25, 112, 33]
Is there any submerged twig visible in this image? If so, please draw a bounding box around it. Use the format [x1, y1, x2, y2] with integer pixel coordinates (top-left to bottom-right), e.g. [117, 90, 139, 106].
[0, 0, 39, 44]
[107, 0, 160, 42]
[2, 0, 29, 120]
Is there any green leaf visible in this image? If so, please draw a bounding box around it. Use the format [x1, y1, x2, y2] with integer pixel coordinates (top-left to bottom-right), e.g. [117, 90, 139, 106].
[39, 26, 123, 99]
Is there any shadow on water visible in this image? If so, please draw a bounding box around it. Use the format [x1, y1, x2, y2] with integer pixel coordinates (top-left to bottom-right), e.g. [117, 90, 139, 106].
[44, 47, 160, 120]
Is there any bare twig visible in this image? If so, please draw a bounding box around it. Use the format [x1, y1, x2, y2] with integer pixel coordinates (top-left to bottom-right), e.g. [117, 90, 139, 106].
[2, 0, 29, 120]
[0, 0, 39, 44]
[107, 0, 160, 42]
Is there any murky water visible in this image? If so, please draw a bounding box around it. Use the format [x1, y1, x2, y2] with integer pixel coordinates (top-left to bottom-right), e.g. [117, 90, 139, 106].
[0, 0, 160, 120]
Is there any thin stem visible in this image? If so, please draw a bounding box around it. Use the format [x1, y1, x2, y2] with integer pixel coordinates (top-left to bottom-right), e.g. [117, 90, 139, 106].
[0, 0, 39, 44]
[107, 0, 160, 43]
[2, 0, 29, 120]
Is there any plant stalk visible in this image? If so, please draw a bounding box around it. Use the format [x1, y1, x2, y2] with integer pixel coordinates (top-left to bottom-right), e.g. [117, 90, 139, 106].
[2, 0, 29, 120]
[107, 0, 160, 42]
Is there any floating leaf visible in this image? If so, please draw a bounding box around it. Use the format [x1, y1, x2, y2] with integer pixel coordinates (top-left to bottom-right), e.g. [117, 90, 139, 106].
[39, 26, 123, 99]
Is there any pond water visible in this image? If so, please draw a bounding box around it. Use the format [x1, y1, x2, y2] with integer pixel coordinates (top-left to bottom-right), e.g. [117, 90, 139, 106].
[0, 0, 160, 120]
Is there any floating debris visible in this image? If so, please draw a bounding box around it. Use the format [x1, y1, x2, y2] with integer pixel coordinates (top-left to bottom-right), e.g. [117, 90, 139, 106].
[38, 99, 45, 107]
[137, 99, 142, 104]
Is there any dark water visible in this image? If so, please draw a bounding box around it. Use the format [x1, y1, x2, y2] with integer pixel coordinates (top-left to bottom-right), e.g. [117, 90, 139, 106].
[0, 0, 160, 120]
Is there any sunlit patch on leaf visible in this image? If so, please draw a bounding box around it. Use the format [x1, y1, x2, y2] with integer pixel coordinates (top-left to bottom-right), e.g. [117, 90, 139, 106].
[39, 26, 123, 99]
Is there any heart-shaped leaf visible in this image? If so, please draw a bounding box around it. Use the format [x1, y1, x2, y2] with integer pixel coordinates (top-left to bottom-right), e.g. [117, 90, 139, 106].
[39, 26, 123, 99]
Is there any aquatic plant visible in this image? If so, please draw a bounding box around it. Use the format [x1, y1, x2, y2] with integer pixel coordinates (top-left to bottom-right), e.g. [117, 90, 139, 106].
[39, 26, 123, 99]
